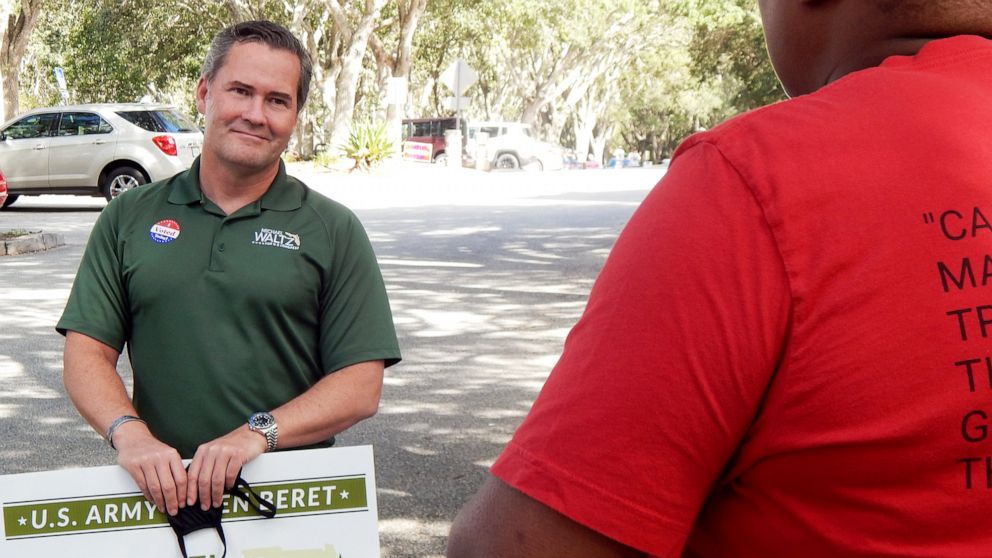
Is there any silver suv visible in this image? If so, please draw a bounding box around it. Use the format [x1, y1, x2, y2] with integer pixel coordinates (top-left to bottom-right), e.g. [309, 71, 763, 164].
[0, 103, 202, 207]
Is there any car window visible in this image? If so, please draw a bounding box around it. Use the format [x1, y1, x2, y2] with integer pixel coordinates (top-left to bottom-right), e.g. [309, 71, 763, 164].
[404, 118, 459, 138]
[116, 110, 159, 132]
[413, 121, 431, 137]
[57, 112, 112, 136]
[116, 109, 198, 133]
[4, 113, 58, 140]
[153, 110, 198, 133]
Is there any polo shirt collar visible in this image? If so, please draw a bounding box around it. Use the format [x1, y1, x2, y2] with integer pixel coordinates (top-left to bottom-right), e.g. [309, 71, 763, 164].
[168, 158, 204, 206]
[168, 157, 304, 212]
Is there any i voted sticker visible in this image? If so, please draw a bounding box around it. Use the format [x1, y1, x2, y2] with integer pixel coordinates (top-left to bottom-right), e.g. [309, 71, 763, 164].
[149, 219, 181, 244]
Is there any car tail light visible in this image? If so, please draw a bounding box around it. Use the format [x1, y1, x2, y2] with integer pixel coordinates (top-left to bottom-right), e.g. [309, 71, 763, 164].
[0, 170, 6, 191]
[152, 135, 178, 156]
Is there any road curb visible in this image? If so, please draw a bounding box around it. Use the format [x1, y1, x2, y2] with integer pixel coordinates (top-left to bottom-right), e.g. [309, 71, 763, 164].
[1, 231, 65, 256]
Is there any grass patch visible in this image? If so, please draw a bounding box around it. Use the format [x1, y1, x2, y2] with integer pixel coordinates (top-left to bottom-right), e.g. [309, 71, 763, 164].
[0, 229, 38, 240]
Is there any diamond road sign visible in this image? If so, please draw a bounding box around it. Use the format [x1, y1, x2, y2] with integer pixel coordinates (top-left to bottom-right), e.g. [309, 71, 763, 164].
[440, 59, 477, 96]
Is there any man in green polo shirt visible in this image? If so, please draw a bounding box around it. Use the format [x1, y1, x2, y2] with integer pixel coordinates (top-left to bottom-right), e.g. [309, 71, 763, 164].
[57, 21, 400, 519]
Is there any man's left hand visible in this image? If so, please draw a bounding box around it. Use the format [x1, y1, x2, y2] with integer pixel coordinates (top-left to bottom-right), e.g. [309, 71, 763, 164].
[186, 427, 267, 509]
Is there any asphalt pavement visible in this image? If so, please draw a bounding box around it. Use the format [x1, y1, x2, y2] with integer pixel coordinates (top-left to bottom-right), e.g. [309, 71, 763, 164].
[0, 161, 663, 557]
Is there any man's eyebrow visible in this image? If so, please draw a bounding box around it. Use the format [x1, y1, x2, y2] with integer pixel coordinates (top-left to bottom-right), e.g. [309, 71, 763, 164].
[227, 80, 294, 102]
[226, 80, 255, 91]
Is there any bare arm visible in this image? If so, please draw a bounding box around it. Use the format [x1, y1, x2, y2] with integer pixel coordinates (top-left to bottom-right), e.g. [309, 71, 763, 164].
[447, 475, 646, 558]
[63, 331, 187, 515]
[186, 360, 385, 509]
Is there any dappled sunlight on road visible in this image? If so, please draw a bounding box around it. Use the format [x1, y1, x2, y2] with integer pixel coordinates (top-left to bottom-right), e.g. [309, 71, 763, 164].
[338, 191, 651, 556]
[0, 209, 130, 473]
[0, 355, 60, 400]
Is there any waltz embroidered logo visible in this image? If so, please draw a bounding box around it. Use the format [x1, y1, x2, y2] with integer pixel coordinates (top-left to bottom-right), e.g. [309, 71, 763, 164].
[251, 228, 301, 250]
[149, 219, 181, 244]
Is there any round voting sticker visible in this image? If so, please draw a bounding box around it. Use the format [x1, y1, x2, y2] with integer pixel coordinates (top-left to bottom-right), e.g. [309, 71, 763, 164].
[149, 219, 181, 244]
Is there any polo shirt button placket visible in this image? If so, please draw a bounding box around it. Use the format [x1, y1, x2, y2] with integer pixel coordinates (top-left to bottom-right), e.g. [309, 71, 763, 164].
[208, 222, 227, 272]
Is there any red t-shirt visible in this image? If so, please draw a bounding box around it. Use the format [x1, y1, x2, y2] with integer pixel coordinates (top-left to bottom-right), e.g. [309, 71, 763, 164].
[491, 35, 992, 556]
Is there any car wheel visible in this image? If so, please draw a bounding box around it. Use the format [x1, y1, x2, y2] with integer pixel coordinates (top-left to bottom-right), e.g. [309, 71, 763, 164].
[523, 159, 544, 172]
[434, 152, 448, 166]
[494, 153, 520, 170]
[102, 167, 147, 200]
[1, 194, 19, 209]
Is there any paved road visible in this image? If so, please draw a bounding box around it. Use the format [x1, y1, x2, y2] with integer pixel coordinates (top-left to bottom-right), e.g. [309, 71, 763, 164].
[0, 162, 662, 557]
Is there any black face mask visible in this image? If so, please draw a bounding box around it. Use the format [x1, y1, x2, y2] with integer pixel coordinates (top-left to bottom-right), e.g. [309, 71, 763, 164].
[167, 470, 277, 558]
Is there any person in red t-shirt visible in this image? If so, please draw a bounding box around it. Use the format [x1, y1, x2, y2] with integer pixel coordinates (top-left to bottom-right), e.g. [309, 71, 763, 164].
[448, 2, 992, 557]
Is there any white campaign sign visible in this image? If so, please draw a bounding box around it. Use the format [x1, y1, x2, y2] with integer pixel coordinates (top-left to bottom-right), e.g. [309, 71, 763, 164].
[0, 446, 380, 558]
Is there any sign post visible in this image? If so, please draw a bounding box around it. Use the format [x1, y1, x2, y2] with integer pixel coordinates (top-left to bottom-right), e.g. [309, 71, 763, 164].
[440, 59, 477, 124]
[53, 67, 69, 105]
[439, 59, 477, 168]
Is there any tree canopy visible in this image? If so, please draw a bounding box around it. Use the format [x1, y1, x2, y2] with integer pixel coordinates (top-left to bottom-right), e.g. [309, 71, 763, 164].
[6, 0, 784, 161]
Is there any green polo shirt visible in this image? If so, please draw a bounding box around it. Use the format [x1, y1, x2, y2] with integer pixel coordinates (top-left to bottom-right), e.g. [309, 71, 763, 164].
[58, 159, 401, 457]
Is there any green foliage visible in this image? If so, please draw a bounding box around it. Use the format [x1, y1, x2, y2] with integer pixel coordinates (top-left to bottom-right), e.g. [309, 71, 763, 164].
[616, 32, 726, 159]
[685, 0, 785, 114]
[17, 0, 785, 162]
[339, 120, 394, 172]
[413, 0, 499, 116]
[409, 0, 778, 159]
[23, 0, 225, 118]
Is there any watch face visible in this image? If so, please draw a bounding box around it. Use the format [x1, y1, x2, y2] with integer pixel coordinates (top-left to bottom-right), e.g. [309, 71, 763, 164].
[250, 413, 274, 430]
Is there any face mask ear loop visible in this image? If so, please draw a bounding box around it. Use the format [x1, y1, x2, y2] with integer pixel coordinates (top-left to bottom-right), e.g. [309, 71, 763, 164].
[176, 533, 189, 558]
[216, 523, 228, 558]
[228, 473, 278, 519]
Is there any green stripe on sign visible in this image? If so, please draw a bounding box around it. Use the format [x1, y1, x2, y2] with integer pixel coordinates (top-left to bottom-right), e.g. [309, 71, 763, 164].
[4, 476, 366, 539]
[4, 495, 161, 537]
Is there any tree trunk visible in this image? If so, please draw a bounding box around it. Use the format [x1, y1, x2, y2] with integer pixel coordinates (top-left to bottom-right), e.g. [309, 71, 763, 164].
[285, 0, 320, 159]
[549, 66, 598, 142]
[518, 46, 578, 127]
[591, 124, 611, 167]
[574, 97, 596, 165]
[326, 0, 387, 154]
[1, 0, 42, 122]
[372, 0, 427, 154]
[370, 37, 391, 120]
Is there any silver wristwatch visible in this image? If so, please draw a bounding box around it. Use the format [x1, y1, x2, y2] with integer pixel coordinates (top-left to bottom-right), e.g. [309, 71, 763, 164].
[247, 412, 278, 452]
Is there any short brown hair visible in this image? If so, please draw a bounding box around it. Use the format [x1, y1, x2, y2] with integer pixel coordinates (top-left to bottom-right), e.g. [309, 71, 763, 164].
[201, 20, 313, 113]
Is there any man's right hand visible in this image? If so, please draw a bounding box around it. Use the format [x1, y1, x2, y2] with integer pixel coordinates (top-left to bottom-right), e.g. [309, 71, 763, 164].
[112, 421, 187, 516]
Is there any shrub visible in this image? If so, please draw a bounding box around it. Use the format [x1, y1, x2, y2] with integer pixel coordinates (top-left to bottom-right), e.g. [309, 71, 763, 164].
[340, 120, 394, 172]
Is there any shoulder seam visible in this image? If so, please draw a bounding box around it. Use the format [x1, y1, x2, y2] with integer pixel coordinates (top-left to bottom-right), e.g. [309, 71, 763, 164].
[693, 140, 799, 384]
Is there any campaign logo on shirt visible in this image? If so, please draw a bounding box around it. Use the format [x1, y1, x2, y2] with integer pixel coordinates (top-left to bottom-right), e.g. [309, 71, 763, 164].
[252, 228, 301, 251]
[149, 219, 181, 244]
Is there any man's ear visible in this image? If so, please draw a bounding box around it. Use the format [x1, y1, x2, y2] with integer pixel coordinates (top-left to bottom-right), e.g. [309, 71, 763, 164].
[195, 76, 209, 116]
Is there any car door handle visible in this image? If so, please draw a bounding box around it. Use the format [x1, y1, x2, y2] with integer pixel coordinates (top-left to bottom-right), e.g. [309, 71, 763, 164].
[92, 139, 108, 145]
[32, 144, 46, 150]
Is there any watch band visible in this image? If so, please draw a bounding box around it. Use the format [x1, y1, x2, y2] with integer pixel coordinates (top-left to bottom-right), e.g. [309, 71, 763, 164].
[106, 415, 146, 450]
[248, 412, 278, 452]
[261, 428, 277, 452]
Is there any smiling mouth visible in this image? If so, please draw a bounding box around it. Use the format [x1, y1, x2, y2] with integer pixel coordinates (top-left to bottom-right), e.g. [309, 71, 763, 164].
[231, 129, 270, 142]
